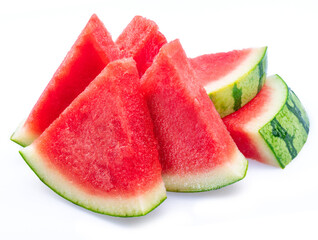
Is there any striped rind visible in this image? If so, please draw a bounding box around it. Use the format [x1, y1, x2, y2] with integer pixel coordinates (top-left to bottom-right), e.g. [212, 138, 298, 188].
[205, 47, 267, 117]
[243, 75, 309, 168]
[259, 75, 310, 168]
[162, 149, 248, 192]
[242, 75, 287, 167]
[10, 120, 37, 147]
[19, 145, 167, 217]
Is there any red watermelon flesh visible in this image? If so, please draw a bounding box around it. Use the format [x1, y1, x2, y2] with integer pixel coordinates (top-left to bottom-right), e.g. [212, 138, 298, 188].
[116, 16, 167, 76]
[11, 14, 121, 147]
[19, 58, 166, 217]
[141, 40, 248, 192]
[189, 48, 251, 85]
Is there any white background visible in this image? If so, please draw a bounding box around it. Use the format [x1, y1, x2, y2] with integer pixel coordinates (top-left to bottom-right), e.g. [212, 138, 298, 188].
[1, 0, 317, 239]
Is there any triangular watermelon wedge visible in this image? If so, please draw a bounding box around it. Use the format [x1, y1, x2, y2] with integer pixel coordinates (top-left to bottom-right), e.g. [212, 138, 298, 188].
[11, 14, 121, 147]
[19, 58, 166, 217]
[141, 40, 248, 192]
[189, 47, 267, 117]
[116, 15, 167, 76]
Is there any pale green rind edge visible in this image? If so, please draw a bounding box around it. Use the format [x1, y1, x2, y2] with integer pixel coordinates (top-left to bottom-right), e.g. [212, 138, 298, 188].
[10, 133, 28, 147]
[10, 121, 36, 147]
[166, 162, 248, 193]
[259, 75, 310, 169]
[209, 47, 268, 118]
[19, 150, 167, 217]
[164, 153, 248, 193]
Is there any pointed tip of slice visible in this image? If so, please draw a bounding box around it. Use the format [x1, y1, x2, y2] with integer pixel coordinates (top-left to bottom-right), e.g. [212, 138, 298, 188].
[10, 121, 36, 147]
[10, 134, 27, 147]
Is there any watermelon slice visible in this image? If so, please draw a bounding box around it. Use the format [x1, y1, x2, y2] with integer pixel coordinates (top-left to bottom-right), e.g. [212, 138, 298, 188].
[141, 40, 248, 192]
[223, 75, 309, 168]
[19, 58, 166, 217]
[116, 16, 167, 76]
[11, 14, 121, 147]
[189, 47, 267, 117]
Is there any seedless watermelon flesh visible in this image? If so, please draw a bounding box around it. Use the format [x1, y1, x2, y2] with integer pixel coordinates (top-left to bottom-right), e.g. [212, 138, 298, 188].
[189, 47, 267, 117]
[116, 16, 167, 76]
[11, 14, 121, 147]
[19, 59, 166, 217]
[223, 75, 309, 168]
[141, 40, 248, 192]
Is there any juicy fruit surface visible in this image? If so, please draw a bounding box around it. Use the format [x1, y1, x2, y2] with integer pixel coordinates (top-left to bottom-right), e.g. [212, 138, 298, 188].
[190, 47, 267, 117]
[223, 75, 309, 168]
[11, 14, 121, 146]
[33, 59, 162, 196]
[20, 59, 166, 216]
[116, 16, 167, 76]
[141, 39, 247, 191]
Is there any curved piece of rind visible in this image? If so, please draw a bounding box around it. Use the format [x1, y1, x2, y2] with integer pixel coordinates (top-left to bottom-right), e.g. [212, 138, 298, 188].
[10, 121, 35, 147]
[259, 75, 310, 168]
[163, 150, 248, 192]
[19, 145, 167, 217]
[205, 47, 267, 117]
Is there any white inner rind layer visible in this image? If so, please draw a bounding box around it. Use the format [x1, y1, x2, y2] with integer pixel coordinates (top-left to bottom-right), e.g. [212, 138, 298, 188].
[20, 145, 167, 217]
[204, 47, 266, 93]
[163, 149, 248, 192]
[244, 75, 287, 167]
[11, 120, 37, 147]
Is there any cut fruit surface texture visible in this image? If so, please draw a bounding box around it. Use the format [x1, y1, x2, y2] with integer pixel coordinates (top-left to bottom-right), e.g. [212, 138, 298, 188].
[116, 15, 167, 76]
[141, 39, 248, 192]
[19, 58, 166, 217]
[11, 14, 121, 147]
[223, 74, 309, 168]
[190, 47, 267, 117]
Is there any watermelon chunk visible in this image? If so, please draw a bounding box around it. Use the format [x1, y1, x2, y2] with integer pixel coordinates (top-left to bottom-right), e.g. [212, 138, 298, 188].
[223, 75, 309, 168]
[141, 40, 248, 192]
[116, 16, 167, 76]
[189, 47, 267, 117]
[11, 14, 121, 147]
[19, 58, 166, 217]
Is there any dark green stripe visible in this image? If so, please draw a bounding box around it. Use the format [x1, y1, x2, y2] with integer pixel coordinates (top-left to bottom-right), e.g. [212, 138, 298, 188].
[286, 89, 309, 134]
[270, 118, 297, 159]
[257, 62, 264, 93]
[232, 83, 242, 111]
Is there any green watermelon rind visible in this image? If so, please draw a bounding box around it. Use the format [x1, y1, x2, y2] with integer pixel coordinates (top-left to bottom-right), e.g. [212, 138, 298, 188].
[10, 134, 27, 148]
[19, 146, 167, 217]
[258, 75, 310, 169]
[206, 47, 268, 118]
[166, 164, 248, 193]
[163, 150, 248, 192]
[10, 121, 34, 147]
